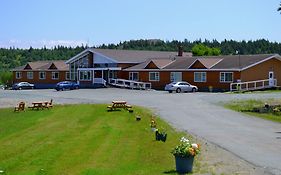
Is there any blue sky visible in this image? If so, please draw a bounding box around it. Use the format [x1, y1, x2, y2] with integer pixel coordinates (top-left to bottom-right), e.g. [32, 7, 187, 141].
[0, 0, 280, 48]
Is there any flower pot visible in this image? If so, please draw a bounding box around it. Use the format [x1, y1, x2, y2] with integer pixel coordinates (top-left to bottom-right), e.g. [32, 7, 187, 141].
[174, 156, 194, 173]
[155, 131, 161, 141]
[160, 133, 167, 142]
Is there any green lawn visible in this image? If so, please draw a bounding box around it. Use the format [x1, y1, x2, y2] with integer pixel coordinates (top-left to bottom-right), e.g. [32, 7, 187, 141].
[0, 104, 200, 175]
[224, 99, 281, 123]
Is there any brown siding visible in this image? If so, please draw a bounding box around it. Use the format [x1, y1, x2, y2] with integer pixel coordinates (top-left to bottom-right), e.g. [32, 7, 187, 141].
[122, 70, 240, 91]
[190, 61, 206, 69]
[183, 71, 240, 91]
[146, 62, 158, 69]
[241, 58, 281, 86]
[13, 71, 67, 84]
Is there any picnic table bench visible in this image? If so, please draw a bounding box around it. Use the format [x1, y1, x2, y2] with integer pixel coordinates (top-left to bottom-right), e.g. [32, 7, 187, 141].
[28, 101, 49, 110]
[107, 101, 133, 112]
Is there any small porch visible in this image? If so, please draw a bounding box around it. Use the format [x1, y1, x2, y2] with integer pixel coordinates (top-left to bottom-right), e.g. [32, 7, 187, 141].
[77, 67, 122, 88]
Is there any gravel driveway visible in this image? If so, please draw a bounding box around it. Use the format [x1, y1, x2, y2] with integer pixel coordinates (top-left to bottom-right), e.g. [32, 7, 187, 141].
[1, 88, 281, 174]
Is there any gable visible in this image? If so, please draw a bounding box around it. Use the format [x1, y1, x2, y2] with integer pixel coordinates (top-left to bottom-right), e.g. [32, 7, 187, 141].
[189, 60, 207, 69]
[24, 64, 32, 70]
[145, 61, 159, 69]
[49, 63, 57, 69]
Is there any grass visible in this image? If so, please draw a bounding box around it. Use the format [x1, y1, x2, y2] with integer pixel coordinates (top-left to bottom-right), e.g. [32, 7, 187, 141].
[224, 99, 281, 123]
[0, 104, 201, 175]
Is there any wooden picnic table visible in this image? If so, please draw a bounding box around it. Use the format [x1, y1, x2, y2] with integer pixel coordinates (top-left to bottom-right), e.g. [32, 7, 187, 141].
[29, 101, 49, 110]
[107, 101, 133, 112]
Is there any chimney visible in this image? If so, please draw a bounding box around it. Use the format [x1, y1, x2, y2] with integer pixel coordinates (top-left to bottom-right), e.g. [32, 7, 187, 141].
[178, 45, 183, 57]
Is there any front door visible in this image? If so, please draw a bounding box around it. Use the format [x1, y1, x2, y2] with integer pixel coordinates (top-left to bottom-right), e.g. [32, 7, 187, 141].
[269, 71, 274, 86]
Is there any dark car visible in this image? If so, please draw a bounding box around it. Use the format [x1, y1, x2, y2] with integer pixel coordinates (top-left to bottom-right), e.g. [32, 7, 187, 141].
[55, 81, 79, 91]
[12, 82, 35, 90]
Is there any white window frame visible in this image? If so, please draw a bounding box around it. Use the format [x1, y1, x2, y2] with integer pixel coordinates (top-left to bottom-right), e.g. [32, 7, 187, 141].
[52, 72, 59, 80]
[194, 72, 206, 82]
[220, 72, 233, 83]
[79, 70, 92, 81]
[170, 72, 182, 82]
[16, 72, 22, 79]
[149, 72, 160, 81]
[66, 72, 70, 80]
[39, 72, 46, 80]
[129, 72, 139, 81]
[27, 72, 33, 79]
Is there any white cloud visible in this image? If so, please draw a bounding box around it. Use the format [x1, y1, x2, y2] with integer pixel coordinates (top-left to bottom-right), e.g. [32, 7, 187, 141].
[0, 39, 88, 49]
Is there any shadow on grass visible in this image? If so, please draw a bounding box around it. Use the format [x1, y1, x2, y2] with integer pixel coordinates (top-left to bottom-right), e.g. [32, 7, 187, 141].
[163, 169, 177, 174]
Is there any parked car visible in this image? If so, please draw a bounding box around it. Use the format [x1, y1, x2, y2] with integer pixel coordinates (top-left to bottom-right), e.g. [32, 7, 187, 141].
[55, 81, 79, 91]
[164, 81, 198, 93]
[12, 82, 35, 90]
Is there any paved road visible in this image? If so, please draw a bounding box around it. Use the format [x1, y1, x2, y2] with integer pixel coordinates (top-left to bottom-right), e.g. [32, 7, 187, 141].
[1, 89, 281, 174]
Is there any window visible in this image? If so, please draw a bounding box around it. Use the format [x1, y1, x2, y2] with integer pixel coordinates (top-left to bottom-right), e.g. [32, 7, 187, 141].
[52, 72, 59, 80]
[79, 71, 92, 81]
[170, 72, 182, 82]
[194, 72, 206, 82]
[220, 72, 233, 82]
[39, 72, 46, 79]
[27, 72, 33, 79]
[16, 72, 22, 79]
[149, 72, 160, 81]
[66, 72, 70, 80]
[129, 72, 139, 81]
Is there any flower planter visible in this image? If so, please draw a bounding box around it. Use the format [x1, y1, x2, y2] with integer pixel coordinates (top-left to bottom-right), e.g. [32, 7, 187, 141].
[155, 130, 161, 141]
[160, 133, 167, 142]
[174, 156, 194, 173]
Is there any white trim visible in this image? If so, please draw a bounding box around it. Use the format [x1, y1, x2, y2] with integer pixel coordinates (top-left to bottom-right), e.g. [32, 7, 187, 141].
[79, 70, 92, 81]
[16, 72, 22, 79]
[209, 59, 223, 68]
[194, 72, 207, 82]
[129, 72, 139, 81]
[65, 49, 91, 64]
[123, 68, 240, 71]
[51, 71, 59, 80]
[39, 71, 46, 80]
[27, 71, 33, 79]
[241, 54, 280, 71]
[220, 72, 233, 83]
[149, 72, 160, 81]
[77, 67, 122, 71]
[65, 72, 70, 80]
[187, 59, 202, 69]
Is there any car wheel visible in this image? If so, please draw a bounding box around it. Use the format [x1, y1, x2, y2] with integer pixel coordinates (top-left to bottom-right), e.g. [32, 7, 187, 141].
[176, 88, 181, 93]
[169, 90, 172, 93]
[192, 88, 196, 92]
[19, 87, 22, 90]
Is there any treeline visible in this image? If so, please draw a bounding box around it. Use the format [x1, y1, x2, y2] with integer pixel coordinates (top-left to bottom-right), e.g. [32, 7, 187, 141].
[1, 39, 281, 71]
[0, 46, 86, 71]
[98, 39, 281, 55]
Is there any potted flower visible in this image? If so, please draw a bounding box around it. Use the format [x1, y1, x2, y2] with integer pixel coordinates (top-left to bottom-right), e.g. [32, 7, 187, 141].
[155, 129, 167, 142]
[171, 137, 200, 173]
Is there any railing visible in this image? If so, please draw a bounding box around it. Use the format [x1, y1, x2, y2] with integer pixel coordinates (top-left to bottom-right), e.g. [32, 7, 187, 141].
[94, 78, 106, 86]
[109, 78, 152, 90]
[230, 79, 277, 91]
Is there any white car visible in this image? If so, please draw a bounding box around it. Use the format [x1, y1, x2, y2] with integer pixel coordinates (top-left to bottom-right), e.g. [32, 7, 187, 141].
[164, 81, 198, 93]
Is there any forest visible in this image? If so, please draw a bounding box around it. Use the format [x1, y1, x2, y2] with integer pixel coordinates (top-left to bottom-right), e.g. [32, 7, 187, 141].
[1, 39, 281, 71]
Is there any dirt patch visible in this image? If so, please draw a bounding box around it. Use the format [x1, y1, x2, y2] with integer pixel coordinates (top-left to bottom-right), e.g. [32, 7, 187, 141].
[194, 138, 271, 175]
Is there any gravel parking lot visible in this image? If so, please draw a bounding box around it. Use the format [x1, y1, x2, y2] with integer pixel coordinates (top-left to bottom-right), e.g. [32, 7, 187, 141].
[1, 88, 281, 174]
